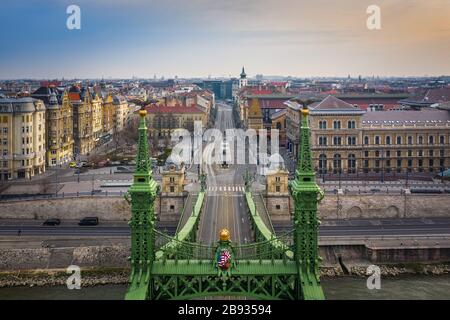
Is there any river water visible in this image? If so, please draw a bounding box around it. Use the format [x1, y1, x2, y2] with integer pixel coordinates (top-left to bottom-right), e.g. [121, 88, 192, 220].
[1, 275, 450, 300]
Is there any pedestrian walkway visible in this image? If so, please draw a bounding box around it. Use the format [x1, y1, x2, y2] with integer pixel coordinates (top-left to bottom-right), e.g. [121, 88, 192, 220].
[206, 184, 245, 195]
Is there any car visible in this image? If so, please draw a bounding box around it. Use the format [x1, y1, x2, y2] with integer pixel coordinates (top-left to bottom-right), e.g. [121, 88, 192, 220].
[43, 218, 61, 226]
[69, 161, 77, 168]
[115, 166, 133, 173]
[78, 217, 99, 226]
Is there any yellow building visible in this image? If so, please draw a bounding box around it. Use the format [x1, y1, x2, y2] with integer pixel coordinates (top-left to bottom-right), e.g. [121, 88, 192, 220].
[102, 93, 115, 134]
[69, 86, 94, 156]
[32, 87, 74, 166]
[247, 98, 263, 130]
[286, 95, 450, 175]
[0, 97, 46, 180]
[161, 164, 185, 195]
[92, 92, 103, 142]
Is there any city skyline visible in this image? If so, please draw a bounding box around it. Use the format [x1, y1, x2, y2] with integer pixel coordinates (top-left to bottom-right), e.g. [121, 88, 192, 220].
[0, 0, 449, 79]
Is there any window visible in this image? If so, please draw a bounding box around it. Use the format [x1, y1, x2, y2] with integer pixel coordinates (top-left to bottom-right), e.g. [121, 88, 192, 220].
[418, 150, 423, 157]
[170, 205, 175, 211]
[347, 120, 356, 129]
[375, 136, 380, 145]
[440, 149, 445, 157]
[429, 150, 434, 157]
[275, 205, 281, 210]
[276, 186, 280, 192]
[364, 151, 369, 157]
[408, 159, 413, 167]
[319, 137, 327, 146]
[51, 158, 57, 165]
[170, 186, 175, 193]
[319, 154, 327, 174]
[408, 150, 412, 157]
[364, 136, 369, 145]
[333, 121, 341, 130]
[347, 137, 356, 145]
[348, 154, 356, 173]
[429, 159, 434, 172]
[375, 151, 380, 157]
[429, 136, 434, 145]
[333, 137, 342, 146]
[397, 150, 401, 157]
[386, 136, 391, 145]
[386, 150, 391, 157]
[275, 176, 281, 182]
[397, 136, 402, 145]
[333, 154, 342, 173]
[319, 121, 327, 129]
[440, 136, 445, 144]
[2, 127, 7, 134]
[418, 136, 423, 145]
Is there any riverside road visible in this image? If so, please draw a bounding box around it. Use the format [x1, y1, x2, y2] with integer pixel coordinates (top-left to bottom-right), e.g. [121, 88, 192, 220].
[2, 218, 450, 238]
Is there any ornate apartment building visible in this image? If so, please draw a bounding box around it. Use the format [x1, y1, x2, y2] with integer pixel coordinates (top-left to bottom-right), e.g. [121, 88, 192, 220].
[69, 86, 94, 156]
[102, 93, 115, 135]
[286, 95, 450, 175]
[91, 92, 103, 143]
[31, 86, 74, 166]
[113, 94, 129, 132]
[0, 97, 46, 180]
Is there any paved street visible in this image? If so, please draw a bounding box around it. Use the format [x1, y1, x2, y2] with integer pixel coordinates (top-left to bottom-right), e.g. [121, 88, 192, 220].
[3, 218, 450, 240]
[197, 102, 253, 245]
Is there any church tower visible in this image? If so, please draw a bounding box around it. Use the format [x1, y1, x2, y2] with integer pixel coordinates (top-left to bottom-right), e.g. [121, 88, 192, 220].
[239, 66, 248, 88]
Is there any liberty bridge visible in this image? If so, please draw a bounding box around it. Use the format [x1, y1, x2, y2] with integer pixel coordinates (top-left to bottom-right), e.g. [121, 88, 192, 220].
[124, 102, 325, 300]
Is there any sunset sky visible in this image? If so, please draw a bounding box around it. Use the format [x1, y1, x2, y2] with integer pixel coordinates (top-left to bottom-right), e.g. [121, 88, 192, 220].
[0, 0, 449, 79]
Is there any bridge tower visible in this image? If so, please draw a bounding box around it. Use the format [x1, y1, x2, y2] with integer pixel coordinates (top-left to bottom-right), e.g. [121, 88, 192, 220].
[289, 103, 325, 300]
[125, 109, 159, 300]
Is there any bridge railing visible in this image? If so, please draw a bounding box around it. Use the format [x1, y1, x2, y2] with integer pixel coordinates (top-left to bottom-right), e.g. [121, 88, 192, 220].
[154, 227, 294, 261]
[245, 191, 294, 259]
[155, 191, 205, 260]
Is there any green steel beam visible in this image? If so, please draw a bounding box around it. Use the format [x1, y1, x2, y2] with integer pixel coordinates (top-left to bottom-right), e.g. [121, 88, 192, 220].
[289, 104, 325, 300]
[155, 191, 205, 260]
[125, 110, 159, 300]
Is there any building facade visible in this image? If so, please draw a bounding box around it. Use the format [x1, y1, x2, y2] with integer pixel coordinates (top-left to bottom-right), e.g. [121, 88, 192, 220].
[0, 98, 46, 180]
[69, 86, 94, 156]
[144, 105, 207, 138]
[32, 86, 74, 166]
[286, 95, 450, 175]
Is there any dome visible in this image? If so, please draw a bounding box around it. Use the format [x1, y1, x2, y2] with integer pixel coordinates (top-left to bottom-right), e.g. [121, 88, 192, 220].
[267, 153, 285, 171]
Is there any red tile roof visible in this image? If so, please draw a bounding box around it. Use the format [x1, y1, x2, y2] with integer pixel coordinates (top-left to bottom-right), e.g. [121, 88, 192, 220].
[144, 105, 204, 114]
[68, 92, 81, 101]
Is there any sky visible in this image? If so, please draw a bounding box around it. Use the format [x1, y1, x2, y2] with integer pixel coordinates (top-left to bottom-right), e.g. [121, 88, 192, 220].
[0, 0, 449, 79]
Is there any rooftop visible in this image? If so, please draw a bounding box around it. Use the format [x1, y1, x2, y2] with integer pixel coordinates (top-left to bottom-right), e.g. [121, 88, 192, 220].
[362, 109, 450, 125]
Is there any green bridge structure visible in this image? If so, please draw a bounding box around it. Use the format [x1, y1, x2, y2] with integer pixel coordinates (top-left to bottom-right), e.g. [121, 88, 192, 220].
[124, 107, 325, 300]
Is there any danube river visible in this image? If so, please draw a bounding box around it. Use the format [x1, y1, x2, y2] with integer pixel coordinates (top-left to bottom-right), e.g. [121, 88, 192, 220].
[1, 275, 450, 300]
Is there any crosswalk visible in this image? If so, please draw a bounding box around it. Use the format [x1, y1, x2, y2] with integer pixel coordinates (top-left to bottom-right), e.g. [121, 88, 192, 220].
[206, 185, 245, 194]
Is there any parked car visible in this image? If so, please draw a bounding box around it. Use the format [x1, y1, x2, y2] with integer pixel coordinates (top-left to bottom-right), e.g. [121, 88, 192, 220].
[78, 217, 99, 226]
[69, 161, 77, 168]
[115, 166, 133, 173]
[43, 218, 61, 226]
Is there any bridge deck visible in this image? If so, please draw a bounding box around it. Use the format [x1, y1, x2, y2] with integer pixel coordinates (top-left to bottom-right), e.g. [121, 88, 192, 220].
[152, 260, 297, 275]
